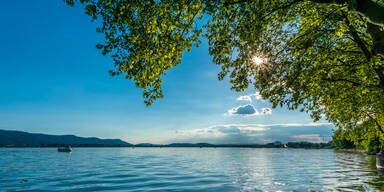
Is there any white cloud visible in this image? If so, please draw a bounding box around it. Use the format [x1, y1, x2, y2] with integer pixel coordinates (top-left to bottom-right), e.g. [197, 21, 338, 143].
[227, 105, 273, 116]
[174, 124, 270, 144]
[237, 95, 252, 102]
[261, 108, 272, 115]
[172, 123, 334, 144]
[291, 134, 325, 143]
[254, 92, 263, 100]
[228, 104, 258, 116]
[264, 122, 332, 127]
[236, 92, 263, 102]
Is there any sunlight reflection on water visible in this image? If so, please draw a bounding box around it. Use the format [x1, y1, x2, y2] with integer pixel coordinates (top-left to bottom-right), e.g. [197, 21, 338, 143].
[0, 148, 383, 191]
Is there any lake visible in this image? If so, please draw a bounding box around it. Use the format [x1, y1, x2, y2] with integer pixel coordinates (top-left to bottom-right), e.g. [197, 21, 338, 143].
[1, 148, 383, 191]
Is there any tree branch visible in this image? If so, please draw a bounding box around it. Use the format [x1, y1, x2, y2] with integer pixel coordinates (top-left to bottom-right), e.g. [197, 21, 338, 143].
[367, 113, 384, 135]
[344, 16, 372, 61]
[224, 0, 249, 6]
[321, 77, 380, 90]
[322, 77, 359, 86]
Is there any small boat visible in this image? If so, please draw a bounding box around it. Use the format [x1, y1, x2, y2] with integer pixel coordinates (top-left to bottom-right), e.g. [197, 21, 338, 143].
[57, 145, 72, 152]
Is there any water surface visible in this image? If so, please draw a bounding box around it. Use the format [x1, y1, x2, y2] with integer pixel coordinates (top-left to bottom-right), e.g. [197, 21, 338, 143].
[1, 148, 383, 191]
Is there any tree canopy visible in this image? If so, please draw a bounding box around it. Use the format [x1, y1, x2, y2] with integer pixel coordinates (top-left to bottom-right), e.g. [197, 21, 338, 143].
[66, 0, 384, 150]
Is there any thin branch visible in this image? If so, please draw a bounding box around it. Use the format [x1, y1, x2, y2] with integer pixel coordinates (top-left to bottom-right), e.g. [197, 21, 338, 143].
[344, 15, 372, 61]
[321, 77, 380, 90]
[322, 77, 359, 86]
[224, 0, 249, 6]
[261, 0, 304, 20]
[367, 113, 384, 135]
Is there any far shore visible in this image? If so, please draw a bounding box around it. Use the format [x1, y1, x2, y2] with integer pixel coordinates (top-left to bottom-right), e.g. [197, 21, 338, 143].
[1, 141, 330, 149]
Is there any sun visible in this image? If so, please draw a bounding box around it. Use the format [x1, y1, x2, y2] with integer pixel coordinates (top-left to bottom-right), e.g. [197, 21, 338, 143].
[252, 56, 264, 66]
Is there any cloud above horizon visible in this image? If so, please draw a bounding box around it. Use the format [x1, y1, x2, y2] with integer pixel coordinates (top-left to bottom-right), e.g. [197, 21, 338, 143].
[227, 105, 272, 116]
[291, 134, 324, 143]
[237, 95, 252, 102]
[174, 124, 269, 144]
[229, 92, 271, 116]
[236, 92, 264, 102]
[228, 104, 257, 115]
[172, 123, 334, 144]
[254, 92, 263, 100]
[261, 108, 272, 115]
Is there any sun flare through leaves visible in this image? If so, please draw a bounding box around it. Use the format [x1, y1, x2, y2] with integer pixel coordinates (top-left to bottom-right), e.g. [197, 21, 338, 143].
[252, 56, 265, 66]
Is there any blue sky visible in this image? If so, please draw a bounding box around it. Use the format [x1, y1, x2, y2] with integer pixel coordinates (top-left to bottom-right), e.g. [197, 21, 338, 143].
[0, 1, 334, 144]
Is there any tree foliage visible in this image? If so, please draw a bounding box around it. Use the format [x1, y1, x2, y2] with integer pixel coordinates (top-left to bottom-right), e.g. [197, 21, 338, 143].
[66, 0, 203, 105]
[331, 121, 384, 152]
[66, 0, 384, 150]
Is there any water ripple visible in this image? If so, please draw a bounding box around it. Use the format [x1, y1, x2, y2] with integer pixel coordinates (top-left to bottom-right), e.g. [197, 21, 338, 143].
[1, 148, 383, 191]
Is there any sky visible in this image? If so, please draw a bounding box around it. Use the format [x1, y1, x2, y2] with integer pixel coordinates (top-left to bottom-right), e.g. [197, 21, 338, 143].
[0, 1, 334, 144]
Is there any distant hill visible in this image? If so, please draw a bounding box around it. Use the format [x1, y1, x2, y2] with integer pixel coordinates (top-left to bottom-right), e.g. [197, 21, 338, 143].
[0, 129, 132, 147]
[133, 142, 330, 148]
[168, 143, 215, 147]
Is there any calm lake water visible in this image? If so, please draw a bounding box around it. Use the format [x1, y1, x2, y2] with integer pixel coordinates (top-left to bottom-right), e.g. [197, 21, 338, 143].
[1, 148, 383, 191]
